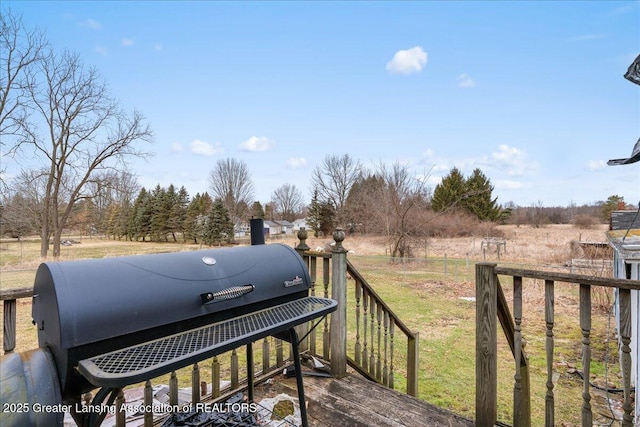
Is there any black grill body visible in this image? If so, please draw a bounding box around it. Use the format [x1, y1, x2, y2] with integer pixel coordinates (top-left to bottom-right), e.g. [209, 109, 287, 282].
[31, 243, 312, 399]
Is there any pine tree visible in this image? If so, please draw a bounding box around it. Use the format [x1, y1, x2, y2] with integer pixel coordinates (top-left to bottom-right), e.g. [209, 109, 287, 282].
[184, 193, 213, 244]
[206, 199, 232, 246]
[129, 188, 152, 241]
[431, 167, 467, 213]
[307, 190, 322, 237]
[250, 201, 265, 219]
[464, 168, 501, 221]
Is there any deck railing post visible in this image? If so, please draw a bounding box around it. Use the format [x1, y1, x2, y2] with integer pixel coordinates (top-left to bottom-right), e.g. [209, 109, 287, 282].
[406, 332, 419, 397]
[476, 262, 498, 427]
[295, 227, 311, 353]
[330, 228, 348, 378]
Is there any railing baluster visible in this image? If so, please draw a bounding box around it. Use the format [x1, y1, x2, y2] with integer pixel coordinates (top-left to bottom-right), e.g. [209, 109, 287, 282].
[362, 287, 369, 372]
[579, 283, 592, 426]
[276, 338, 284, 368]
[231, 349, 239, 389]
[211, 356, 220, 398]
[355, 278, 362, 366]
[144, 380, 153, 427]
[169, 371, 178, 406]
[544, 279, 555, 427]
[3, 299, 16, 354]
[618, 288, 633, 427]
[115, 389, 125, 427]
[383, 310, 389, 387]
[323, 257, 330, 360]
[376, 303, 382, 381]
[389, 319, 395, 389]
[262, 338, 270, 373]
[192, 362, 201, 404]
[309, 256, 317, 355]
[369, 294, 376, 376]
[513, 276, 523, 427]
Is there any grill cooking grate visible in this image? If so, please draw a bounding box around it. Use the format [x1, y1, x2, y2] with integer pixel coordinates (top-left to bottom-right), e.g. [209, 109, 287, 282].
[78, 296, 336, 388]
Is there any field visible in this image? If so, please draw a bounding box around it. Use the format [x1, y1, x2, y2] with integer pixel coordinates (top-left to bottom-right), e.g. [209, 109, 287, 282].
[0, 223, 628, 425]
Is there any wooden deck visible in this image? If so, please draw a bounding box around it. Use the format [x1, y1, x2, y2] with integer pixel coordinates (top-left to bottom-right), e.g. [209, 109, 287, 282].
[254, 372, 474, 427]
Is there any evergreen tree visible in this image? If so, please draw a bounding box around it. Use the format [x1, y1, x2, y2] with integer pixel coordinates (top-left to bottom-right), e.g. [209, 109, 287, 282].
[432, 167, 509, 223]
[129, 188, 152, 241]
[150, 185, 170, 241]
[250, 201, 265, 219]
[600, 195, 624, 222]
[174, 186, 190, 241]
[464, 168, 501, 221]
[184, 193, 213, 244]
[431, 167, 467, 213]
[206, 198, 232, 246]
[307, 190, 322, 237]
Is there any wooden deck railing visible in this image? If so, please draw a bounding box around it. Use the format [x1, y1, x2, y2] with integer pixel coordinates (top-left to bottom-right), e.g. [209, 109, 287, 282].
[475, 262, 639, 427]
[1, 228, 419, 425]
[296, 228, 419, 397]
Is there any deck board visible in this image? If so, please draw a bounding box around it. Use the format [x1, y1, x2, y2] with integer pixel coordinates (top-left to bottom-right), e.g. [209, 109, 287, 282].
[254, 372, 474, 427]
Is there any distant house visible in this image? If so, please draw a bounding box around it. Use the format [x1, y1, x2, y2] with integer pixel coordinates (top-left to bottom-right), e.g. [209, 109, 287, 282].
[234, 221, 250, 238]
[607, 210, 640, 424]
[279, 220, 294, 235]
[292, 218, 307, 232]
[263, 220, 282, 236]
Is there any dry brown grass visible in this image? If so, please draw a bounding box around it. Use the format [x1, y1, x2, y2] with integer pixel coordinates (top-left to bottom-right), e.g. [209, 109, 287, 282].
[0, 224, 622, 424]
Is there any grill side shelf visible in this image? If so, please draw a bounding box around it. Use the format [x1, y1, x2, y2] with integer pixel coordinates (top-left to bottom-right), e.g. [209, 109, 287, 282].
[77, 297, 337, 388]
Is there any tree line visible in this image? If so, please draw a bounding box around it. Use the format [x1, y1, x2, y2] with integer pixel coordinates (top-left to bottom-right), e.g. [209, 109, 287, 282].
[1, 10, 629, 259]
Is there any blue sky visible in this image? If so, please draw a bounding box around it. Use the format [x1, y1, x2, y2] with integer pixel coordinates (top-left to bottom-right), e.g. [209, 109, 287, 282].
[4, 1, 639, 207]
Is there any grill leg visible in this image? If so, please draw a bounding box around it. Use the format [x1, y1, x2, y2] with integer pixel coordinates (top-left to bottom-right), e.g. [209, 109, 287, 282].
[246, 343, 254, 402]
[289, 328, 309, 427]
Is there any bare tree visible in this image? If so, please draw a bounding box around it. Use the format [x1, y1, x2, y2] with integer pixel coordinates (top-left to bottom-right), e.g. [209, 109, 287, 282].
[85, 170, 140, 235]
[374, 162, 430, 259]
[0, 9, 46, 188]
[0, 169, 48, 238]
[271, 183, 304, 222]
[18, 48, 152, 258]
[310, 153, 362, 226]
[208, 158, 254, 230]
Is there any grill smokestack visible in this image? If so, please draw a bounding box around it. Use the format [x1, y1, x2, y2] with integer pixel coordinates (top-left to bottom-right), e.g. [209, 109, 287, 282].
[250, 218, 265, 245]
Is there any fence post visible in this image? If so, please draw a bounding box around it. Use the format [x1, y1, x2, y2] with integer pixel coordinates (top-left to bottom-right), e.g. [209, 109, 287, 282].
[476, 263, 497, 427]
[330, 228, 348, 378]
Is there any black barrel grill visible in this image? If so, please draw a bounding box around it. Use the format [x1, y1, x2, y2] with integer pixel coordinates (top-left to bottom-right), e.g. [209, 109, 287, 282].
[2, 233, 336, 427]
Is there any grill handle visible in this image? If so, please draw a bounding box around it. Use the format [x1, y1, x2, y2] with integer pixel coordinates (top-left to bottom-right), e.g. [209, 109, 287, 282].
[200, 284, 255, 304]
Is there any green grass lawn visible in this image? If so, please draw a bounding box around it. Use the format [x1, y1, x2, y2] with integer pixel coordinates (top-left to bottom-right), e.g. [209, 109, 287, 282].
[0, 237, 626, 425]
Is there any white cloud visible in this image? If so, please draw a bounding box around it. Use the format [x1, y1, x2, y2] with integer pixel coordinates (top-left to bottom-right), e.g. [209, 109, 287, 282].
[82, 19, 102, 30]
[568, 34, 605, 42]
[286, 157, 307, 169]
[457, 73, 476, 88]
[239, 136, 273, 152]
[386, 46, 427, 75]
[95, 45, 108, 56]
[171, 143, 183, 153]
[494, 180, 525, 190]
[190, 140, 223, 156]
[121, 38, 135, 47]
[586, 160, 607, 170]
[154, 43, 163, 52]
[485, 144, 537, 176]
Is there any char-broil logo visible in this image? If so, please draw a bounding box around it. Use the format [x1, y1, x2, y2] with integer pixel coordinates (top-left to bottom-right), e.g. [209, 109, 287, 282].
[284, 276, 304, 288]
